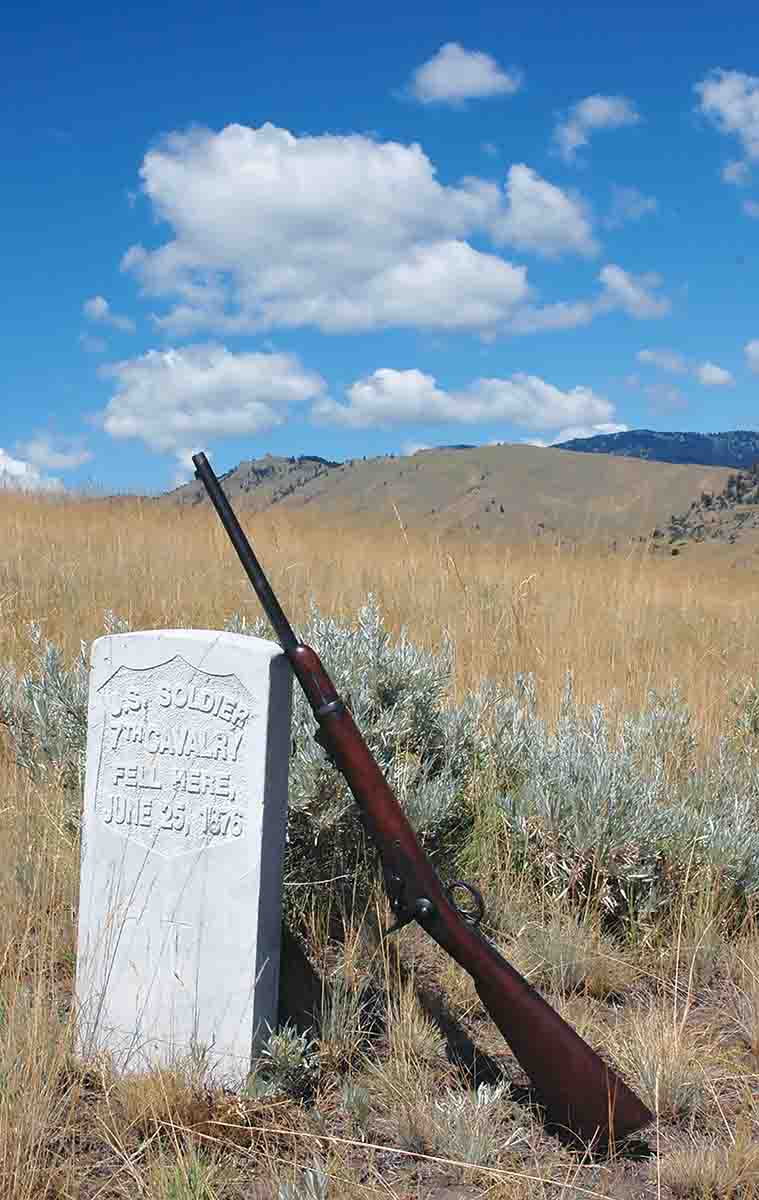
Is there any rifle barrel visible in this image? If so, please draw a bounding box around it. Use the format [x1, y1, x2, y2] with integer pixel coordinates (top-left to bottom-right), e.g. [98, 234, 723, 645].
[192, 452, 299, 653]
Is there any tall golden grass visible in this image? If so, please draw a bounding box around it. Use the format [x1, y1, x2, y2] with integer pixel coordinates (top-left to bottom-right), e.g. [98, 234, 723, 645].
[1, 489, 756, 741]
[2, 489, 759, 1198]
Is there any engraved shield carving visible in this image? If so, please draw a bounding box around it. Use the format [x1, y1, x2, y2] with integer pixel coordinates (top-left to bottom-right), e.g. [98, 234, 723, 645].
[94, 655, 255, 858]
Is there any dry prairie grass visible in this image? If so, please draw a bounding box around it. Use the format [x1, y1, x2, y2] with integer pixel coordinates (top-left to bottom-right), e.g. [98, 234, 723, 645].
[1, 489, 757, 742]
[1, 489, 759, 1198]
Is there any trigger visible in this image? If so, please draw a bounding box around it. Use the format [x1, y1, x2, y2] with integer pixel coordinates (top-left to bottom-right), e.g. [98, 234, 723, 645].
[383, 906, 415, 937]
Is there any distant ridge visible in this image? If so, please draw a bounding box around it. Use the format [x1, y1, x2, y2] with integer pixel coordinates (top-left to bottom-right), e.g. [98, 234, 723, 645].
[169, 453, 340, 507]
[167, 443, 734, 548]
[555, 429, 759, 469]
[652, 461, 759, 554]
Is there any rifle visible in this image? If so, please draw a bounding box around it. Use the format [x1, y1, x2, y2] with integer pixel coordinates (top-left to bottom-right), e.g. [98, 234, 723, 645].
[192, 450, 652, 1148]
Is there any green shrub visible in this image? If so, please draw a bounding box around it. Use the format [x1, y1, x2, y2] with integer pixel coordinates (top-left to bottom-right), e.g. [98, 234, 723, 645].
[3, 598, 759, 936]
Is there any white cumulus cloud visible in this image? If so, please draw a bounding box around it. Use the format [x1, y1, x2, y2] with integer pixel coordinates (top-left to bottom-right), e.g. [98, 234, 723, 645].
[696, 69, 759, 162]
[122, 122, 542, 337]
[552, 423, 629, 443]
[347, 240, 529, 330]
[98, 343, 327, 470]
[505, 265, 671, 333]
[554, 94, 640, 163]
[313, 367, 616, 433]
[492, 164, 598, 257]
[0, 449, 62, 491]
[409, 43, 522, 104]
[695, 362, 734, 386]
[637, 348, 688, 374]
[15, 434, 92, 470]
[83, 295, 136, 332]
[509, 299, 598, 334]
[599, 265, 670, 318]
[638, 348, 734, 387]
[744, 199, 759, 218]
[314, 369, 446, 429]
[117, 123, 678, 342]
[746, 340, 759, 373]
[605, 184, 657, 228]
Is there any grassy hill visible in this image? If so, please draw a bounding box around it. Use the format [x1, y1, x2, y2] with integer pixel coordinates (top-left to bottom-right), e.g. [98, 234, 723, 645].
[168, 452, 340, 508]
[651, 461, 759, 562]
[169, 443, 735, 547]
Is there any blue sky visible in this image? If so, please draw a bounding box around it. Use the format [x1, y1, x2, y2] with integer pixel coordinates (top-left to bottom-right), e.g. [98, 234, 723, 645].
[2, 0, 758, 493]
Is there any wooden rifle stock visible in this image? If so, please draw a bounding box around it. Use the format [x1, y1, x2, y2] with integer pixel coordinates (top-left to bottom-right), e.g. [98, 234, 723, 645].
[192, 451, 652, 1148]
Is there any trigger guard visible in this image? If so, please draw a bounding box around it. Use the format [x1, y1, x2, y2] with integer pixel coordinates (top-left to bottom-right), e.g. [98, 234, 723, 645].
[447, 879, 485, 927]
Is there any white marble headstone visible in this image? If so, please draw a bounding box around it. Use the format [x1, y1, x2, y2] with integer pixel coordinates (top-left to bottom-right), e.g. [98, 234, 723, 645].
[75, 629, 292, 1078]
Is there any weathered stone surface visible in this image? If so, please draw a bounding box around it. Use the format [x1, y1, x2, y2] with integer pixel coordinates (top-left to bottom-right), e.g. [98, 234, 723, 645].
[75, 629, 292, 1079]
